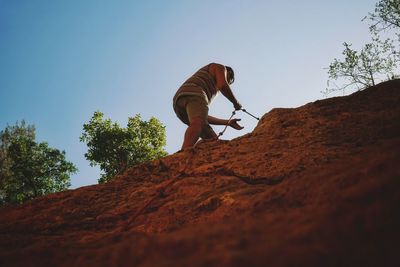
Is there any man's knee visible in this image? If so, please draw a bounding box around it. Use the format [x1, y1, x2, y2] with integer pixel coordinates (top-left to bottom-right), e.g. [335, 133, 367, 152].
[189, 116, 206, 128]
[201, 124, 217, 140]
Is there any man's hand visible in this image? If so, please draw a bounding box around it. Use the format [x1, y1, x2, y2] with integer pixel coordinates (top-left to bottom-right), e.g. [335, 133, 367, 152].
[234, 101, 242, 111]
[228, 118, 244, 130]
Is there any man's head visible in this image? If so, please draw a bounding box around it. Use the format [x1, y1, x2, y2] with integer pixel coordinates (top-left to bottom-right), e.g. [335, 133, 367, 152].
[225, 66, 235, 85]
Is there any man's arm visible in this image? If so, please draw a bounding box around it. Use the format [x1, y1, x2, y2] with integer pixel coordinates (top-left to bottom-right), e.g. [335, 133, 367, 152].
[209, 64, 242, 110]
[208, 115, 243, 130]
[208, 115, 228, 125]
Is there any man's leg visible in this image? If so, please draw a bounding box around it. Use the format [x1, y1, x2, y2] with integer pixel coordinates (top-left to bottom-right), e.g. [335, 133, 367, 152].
[181, 96, 209, 150]
[200, 123, 218, 140]
[181, 116, 205, 150]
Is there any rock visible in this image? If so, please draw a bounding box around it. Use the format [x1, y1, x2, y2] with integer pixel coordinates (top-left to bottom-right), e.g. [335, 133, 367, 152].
[0, 80, 400, 267]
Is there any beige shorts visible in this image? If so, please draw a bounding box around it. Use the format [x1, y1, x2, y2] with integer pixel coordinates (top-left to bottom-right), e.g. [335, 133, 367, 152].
[173, 95, 209, 125]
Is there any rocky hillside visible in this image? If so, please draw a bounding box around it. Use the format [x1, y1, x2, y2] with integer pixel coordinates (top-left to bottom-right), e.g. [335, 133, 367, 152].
[1, 80, 400, 267]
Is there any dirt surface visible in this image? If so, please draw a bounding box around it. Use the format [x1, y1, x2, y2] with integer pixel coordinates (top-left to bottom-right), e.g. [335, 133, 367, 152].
[1, 80, 400, 267]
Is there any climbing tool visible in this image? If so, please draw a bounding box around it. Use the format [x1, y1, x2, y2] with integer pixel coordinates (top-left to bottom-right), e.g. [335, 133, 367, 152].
[240, 108, 260, 120]
[217, 110, 236, 138]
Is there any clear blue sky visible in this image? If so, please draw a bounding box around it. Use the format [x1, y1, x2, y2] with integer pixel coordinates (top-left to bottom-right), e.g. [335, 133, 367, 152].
[0, 0, 377, 188]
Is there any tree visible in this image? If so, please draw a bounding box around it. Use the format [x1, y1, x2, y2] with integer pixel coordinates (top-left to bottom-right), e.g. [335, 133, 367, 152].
[0, 121, 77, 205]
[324, 37, 398, 95]
[367, 0, 400, 33]
[80, 112, 168, 183]
[324, 0, 400, 95]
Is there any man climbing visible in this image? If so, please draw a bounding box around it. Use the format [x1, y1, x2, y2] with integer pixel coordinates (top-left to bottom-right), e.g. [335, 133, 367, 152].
[173, 63, 244, 150]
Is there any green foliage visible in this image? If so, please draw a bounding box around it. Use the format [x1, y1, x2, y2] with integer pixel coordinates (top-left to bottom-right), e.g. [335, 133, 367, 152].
[324, 37, 398, 95]
[80, 111, 168, 183]
[367, 0, 400, 33]
[325, 0, 400, 95]
[0, 121, 77, 205]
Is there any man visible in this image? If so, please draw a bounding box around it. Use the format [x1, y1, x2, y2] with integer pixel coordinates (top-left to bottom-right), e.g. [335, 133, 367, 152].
[173, 63, 244, 150]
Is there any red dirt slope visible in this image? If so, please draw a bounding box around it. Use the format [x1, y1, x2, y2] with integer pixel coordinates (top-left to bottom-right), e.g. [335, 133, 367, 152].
[1, 80, 400, 267]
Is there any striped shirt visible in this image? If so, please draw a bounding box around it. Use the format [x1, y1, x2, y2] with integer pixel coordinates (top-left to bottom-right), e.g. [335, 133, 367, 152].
[173, 64, 219, 106]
